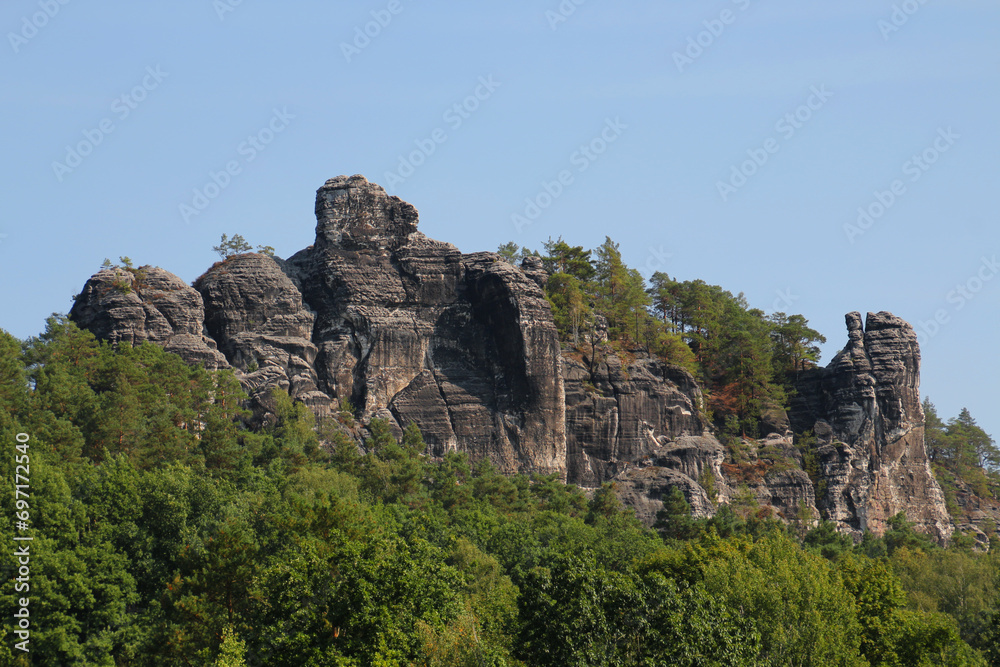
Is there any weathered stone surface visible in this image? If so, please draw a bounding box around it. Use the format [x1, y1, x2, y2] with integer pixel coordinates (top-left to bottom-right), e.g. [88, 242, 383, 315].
[791, 311, 952, 542]
[69, 178, 963, 543]
[285, 175, 566, 475]
[519, 255, 549, 290]
[563, 349, 707, 486]
[614, 466, 715, 525]
[952, 480, 1000, 549]
[69, 266, 228, 369]
[194, 252, 332, 412]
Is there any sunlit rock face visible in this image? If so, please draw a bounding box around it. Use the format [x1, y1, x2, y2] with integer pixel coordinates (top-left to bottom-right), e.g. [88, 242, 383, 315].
[792, 311, 952, 543]
[283, 175, 566, 475]
[70, 177, 953, 542]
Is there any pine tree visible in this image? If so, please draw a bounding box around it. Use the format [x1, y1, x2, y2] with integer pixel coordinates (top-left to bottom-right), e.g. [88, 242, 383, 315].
[213, 233, 254, 259]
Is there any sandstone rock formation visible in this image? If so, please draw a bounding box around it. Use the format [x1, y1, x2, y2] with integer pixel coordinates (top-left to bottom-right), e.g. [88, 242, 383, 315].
[70, 266, 228, 369]
[282, 175, 566, 475]
[562, 350, 708, 486]
[71, 176, 565, 476]
[791, 311, 953, 542]
[69, 176, 956, 542]
[194, 253, 332, 414]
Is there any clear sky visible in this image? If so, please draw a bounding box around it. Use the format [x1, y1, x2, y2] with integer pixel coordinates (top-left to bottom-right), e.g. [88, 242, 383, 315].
[2, 1, 998, 439]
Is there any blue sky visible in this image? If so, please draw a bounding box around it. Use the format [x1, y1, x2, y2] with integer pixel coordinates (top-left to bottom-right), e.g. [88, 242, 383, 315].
[2, 1, 998, 439]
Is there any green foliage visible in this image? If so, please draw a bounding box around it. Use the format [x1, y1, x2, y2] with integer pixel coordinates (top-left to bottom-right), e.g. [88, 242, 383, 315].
[541, 236, 595, 282]
[213, 233, 254, 259]
[545, 271, 592, 346]
[215, 625, 248, 666]
[1, 319, 996, 665]
[803, 521, 854, 562]
[99, 256, 148, 294]
[496, 241, 521, 264]
[539, 236, 822, 434]
[926, 398, 1000, 508]
[654, 486, 702, 541]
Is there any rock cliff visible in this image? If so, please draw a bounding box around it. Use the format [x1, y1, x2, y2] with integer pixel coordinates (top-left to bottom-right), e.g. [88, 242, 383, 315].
[73, 176, 565, 476]
[69, 176, 955, 542]
[70, 265, 229, 369]
[791, 311, 953, 542]
[282, 175, 566, 474]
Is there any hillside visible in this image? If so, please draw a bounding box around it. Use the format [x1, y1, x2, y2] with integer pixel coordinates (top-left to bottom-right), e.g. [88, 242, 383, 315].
[68, 175, 999, 545]
[2, 175, 998, 664]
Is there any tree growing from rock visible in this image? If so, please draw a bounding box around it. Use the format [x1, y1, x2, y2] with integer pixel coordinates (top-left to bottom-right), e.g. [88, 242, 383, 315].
[213, 234, 275, 259]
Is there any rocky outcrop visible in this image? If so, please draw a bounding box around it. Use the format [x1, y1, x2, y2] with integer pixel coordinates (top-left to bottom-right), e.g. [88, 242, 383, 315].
[70, 266, 228, 369]
[563, 350, 707, 486]
[193, 253, 332, 413]
[284, 175, 566, 475]
[614, 432, 819, 527]
[792, 311, 952, 542]
[69, 177, 959, 543]
[615, 467, 716, 525]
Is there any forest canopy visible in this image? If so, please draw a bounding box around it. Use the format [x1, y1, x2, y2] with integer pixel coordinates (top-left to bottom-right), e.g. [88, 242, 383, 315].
[1, 318, 998, 665]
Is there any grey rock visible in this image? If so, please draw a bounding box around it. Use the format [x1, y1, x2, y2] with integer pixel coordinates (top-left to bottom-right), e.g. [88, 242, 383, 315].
[286, 175, 566, 475]
[69, 179, 960, 544]
[520, 255, 549, 290]
[563, 349, 707, 485]
[69, 266, 228, 369]
[614, 466, 716, 525]
[791, 311, 952, 542]
[194, 252, 333, 414]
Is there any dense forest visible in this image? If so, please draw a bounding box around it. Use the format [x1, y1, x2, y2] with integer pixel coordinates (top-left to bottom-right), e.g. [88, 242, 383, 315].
[1, 316, 1000, 665]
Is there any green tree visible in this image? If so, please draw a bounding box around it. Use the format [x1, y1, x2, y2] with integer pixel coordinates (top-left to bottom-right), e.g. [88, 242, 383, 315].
[948, 408, 999, 472]
[585, 482, 623, 524]
[214, 625, 248, 666]
[545, 272, 592, 345]
[654, 486, 702, 541]
[593, 236, 650, 341]
[699, 533, 867, 666]
[541, 236, 595, 281]
[213, 233, 254, 259]
[496, 241, 521, 264]
[769, 312, 826, 375]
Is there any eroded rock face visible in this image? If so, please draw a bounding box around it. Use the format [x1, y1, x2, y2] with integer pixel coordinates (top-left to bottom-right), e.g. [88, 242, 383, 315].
[285, 175, 566, 475]
[69, 176, 565, 475]
[563, 351, 707, 486]
[615, 467, 716, 525]
[614, 432, 820, 528]
[792, 311, 952, 542]
[194, 253, 332, 413]
[70, 266, 228, 369]
[69, 178, 958, 542]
